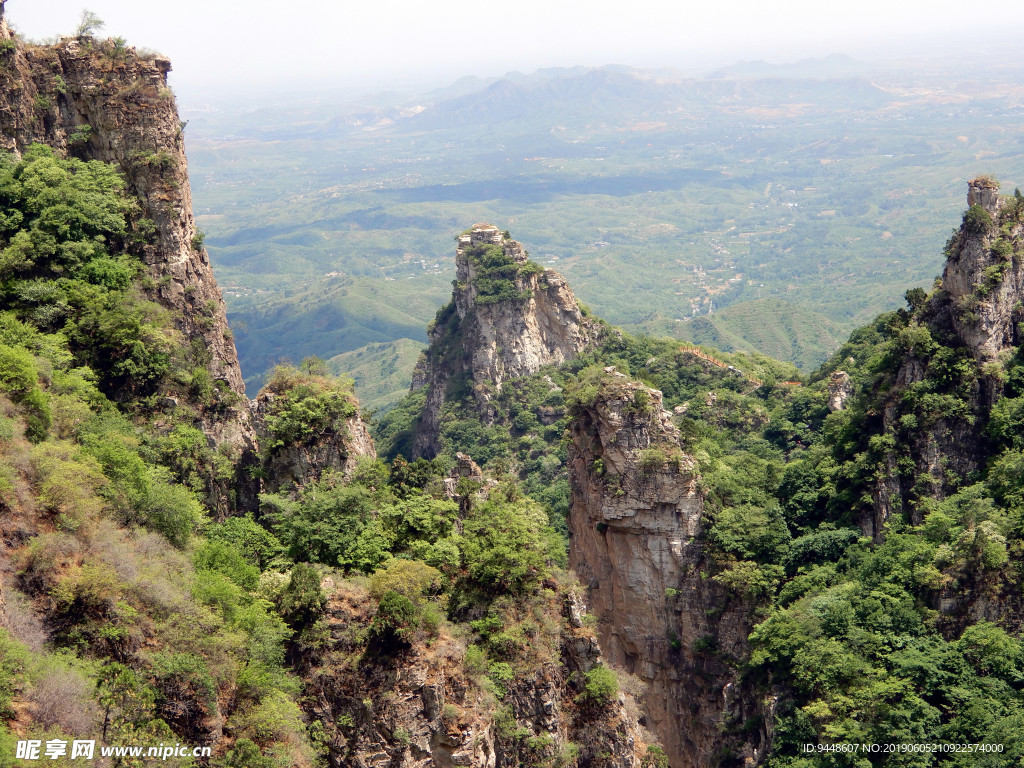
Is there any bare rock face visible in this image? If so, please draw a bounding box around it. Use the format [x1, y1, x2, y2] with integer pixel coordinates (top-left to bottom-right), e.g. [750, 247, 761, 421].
[411, 224, 600, 457]
[453, 225, 595, 389]
[0, 32, 249, 447]
[943, 177, 1024, 363]
[309, 581, 648, 768]
[827, 370, 852, 412]
[567, 371, 768, 767]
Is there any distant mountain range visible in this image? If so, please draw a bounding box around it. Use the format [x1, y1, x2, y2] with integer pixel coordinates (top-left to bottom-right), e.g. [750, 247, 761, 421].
[187, 55, 1024, 405]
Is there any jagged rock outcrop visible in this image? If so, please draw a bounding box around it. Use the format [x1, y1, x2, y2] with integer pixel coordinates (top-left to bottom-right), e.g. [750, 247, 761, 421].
[252, 377, 376, 494]
[411, 224, 600, 456]
[943, 177, 1024, 365]
[567, 370, 768, 767]
[863, 179, 1024, 539]
[0, 23, 251, 456]
[307, 580, 649, 768]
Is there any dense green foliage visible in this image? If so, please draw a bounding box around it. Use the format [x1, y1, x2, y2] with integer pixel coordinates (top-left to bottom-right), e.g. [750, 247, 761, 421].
[259, 361, 358, 450]
[0, 145, 178, 401]
[0, 153, 575, 760]
[259, 460, 564, 606]
[9, 101, 1024, 765]
[376, 327, 799, 533]
[685, 290, 1024, 765]
[373, 252, 1024, 763]
[0, 146, 317, 765]
[464, 241, 542, 304]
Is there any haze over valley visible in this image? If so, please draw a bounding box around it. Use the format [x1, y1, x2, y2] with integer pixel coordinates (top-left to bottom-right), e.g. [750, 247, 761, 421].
[181, 53, 1024, 402]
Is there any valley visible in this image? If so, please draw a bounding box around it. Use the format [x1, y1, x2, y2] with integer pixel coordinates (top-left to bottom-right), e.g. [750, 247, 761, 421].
[185, 56, 1024, 402]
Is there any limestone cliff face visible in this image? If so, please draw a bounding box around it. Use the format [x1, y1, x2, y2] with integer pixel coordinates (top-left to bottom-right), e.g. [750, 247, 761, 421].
[567, 371, 769, 767]
[943, 178, 1024, 364]
[864, 179, 1023, 539]
[0, 20, 248, 446]
[307, 580, 649, 768]
[412, 224, 600, 456]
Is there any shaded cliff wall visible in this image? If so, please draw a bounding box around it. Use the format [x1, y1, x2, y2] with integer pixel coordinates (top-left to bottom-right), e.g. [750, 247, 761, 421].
[568, 370, 769, 767]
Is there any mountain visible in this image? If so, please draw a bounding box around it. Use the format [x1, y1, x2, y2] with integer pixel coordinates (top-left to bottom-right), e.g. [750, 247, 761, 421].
[371, 179, 1024, 766]
[708, 53, 871, 79]
[406, 224, 602, 457]
[0, 23, 655, 768]
[675, 298, 846, 371]
[411, 67, 891, 129]
[8, 12, 1024, 768]
[187, 55, 1024, 399]
[229, 275, 447, 395]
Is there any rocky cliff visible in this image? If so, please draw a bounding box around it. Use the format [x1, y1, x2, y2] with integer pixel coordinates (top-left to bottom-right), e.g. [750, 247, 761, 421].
[0, 20, 244, 406]
[306, 575, 652, 768]
[943, 177, 1024, 365]
[860, 178, 1024, 539]
[0, 18, 382, 509]
[252, 366, 376, 494]
[567, 370, 768, 768]
[411, 224, 600, 457]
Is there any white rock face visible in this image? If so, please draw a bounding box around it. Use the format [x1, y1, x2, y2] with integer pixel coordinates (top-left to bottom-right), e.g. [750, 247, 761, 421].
[412, 224, 599, 456]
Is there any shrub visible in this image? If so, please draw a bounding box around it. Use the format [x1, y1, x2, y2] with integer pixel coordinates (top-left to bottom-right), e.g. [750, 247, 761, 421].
[964, 203, 994, 234]
[75, 10, 105, 37]
[229, 690, 309, 750]
[708, 503, 791, 561]
[638, 445, 670, 473]
[149, 652, 217, 727]
[459, 497, 555, 596]
[278, 563, 325, 631]
[261, 481, 376, 568]
[368, 559, 442, 602]
[204, 515, 284, 570]
[261, 365, 357, 449]
[0, 343, 50, 440]
[0, 629, 28, 718]
[28, 657, 99, 734]
[193, 540, 260, 590]
[577, 665, 618, 706]
[142, 476, 204, 548]
[368, 590, 419, 649]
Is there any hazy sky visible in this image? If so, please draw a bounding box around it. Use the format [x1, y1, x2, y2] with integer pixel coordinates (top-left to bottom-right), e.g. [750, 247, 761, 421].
[7, 0, 1024, 102]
